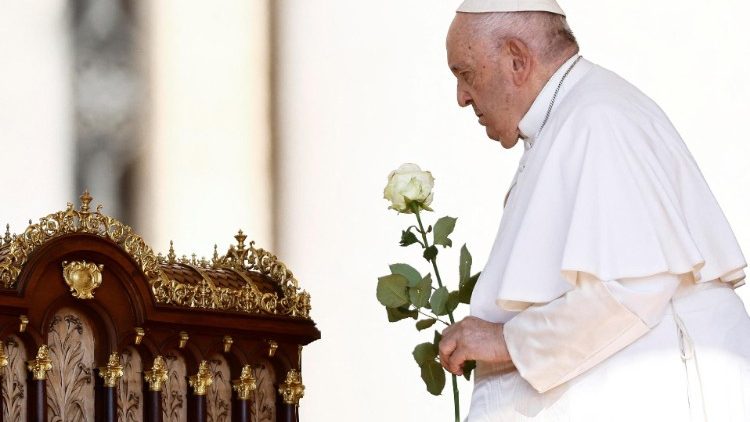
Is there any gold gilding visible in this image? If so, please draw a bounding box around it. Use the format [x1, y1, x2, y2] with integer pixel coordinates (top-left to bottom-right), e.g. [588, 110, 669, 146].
[232, 364, 256, 400]
[223, 336, 233, 353]
[267, 340, 278, 358]
[144, 356, 168, 392]
[27, 345, 52, 381]
[179, 331, 189, 349]
[62, 260, 104, 299]
[278, 369, 305, 405]
[98, 352, 124, 387]
[134, 327, 145, 345]
[0, 193, 312, 319]
[188, 360, 213, 396]
[18, 315, 28, 333]
[0, 342, 8, 370]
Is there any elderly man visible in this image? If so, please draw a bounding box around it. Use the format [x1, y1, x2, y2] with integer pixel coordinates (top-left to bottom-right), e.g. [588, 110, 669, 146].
[438, 1, 750, 420]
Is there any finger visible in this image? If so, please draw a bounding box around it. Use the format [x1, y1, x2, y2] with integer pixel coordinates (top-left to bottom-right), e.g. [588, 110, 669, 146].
[438, 335, 457, 367]
[447, 347, 468, 375]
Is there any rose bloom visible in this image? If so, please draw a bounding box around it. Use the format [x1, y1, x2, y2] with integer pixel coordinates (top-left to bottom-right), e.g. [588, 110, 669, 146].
[383, 163, 435, 213]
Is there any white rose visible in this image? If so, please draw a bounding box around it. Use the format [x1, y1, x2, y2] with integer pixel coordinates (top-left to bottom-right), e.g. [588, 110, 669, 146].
[383, 163, 435, 213]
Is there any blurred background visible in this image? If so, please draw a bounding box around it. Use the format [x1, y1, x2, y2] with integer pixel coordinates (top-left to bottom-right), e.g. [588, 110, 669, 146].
[1, 0, 749, 420]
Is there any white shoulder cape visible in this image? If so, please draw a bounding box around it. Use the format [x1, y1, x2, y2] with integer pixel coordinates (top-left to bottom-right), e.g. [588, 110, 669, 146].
[474, 59, 747, 314]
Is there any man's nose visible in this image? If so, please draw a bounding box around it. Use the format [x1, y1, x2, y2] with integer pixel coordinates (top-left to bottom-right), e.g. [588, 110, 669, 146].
[457, 87, 472, 108]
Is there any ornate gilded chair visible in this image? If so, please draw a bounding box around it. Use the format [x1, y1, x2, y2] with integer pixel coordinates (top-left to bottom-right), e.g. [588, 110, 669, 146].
[0, 192, 319, 422]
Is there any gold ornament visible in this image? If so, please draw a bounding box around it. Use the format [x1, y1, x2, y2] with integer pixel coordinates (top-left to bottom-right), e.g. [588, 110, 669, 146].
[267, 340, 279, 358]
[134, 327, 145, 345]
[98, 352, 124, 387]
[223, 336, 233, 353]
[0, 342, 8, 370]
[278, 369, 305, 405]
[188, 360, 213, 396]
[144, 356, 168, 392]
[62, 260, 104, 299]
[0, 193, 312, 319]
[18, 315, 28, 333]
[232, 365, 256, 400]
[179, 331, 189, 349]
[27, 345, 52, 381]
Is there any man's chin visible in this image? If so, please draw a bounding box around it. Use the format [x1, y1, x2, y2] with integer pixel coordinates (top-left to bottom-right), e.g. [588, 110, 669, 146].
[486, 128, 519, 149]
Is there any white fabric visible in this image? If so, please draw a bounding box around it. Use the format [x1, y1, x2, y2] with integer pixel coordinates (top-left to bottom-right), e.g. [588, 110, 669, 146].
[469, 55, 747, 322]
[468, 283, 750, 421]
[456, 0, 565, 16]
[503, 271, 682, 393]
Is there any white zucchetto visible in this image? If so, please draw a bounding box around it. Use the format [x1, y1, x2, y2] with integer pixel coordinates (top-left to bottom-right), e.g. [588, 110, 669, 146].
[457, 0, 565, 16]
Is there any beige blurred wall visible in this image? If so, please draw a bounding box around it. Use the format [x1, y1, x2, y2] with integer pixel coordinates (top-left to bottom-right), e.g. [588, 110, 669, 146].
[139, 0, 273, 258]
[274, 0, 750, 420]
[0, 0, 73, 228]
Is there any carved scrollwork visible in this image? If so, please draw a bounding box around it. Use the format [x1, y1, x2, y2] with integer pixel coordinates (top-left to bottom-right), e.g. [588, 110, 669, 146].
[0, 191, 160, 289]
[1, 193, 313, 319]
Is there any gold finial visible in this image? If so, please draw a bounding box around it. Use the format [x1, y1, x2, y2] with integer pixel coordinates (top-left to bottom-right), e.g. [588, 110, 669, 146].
[144, 356, 168, 391]
[232, 364, 256, 400]
[191, 253, 197, 265]
[167, 241, 176, 264]
[188, 360, 213, 396]
[278, 369, 305, 405]
[212, 245, 219, 265]
[3, 224, 10, 244]
[199, 257, 208, 267]
[134, 327, 145, 345]
[0, 342, 8, 370]
[80, 190, 93, 213]
[28, 219, 32, 226]
[62, 261, 104, 300]
[98, 352, 124, 387]
[179, 331, 189, 349]
[180, 255, 188, 264]
[27, 345, 52, 380]
[19, 315, 28, 333]
[267, 340, 278, 358]
[235, 230, 247, 251]
[223, 336, 233, 353]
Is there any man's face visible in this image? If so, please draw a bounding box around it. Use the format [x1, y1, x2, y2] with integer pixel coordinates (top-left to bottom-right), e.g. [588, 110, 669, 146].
[446, 14, 523, 148]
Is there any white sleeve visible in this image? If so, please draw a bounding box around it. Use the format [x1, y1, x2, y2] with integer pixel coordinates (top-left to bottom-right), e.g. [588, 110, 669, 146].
[502, 271, 682, 393]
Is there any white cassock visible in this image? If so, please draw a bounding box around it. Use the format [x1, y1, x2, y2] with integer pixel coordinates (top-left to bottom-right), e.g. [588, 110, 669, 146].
[468, 54, 750, 421]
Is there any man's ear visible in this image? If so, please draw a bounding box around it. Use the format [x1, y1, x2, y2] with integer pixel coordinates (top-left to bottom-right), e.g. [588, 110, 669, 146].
[505, 38, 533, 86]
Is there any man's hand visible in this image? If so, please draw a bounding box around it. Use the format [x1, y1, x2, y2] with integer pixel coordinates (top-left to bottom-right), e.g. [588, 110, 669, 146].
[438, 316, 515, 375]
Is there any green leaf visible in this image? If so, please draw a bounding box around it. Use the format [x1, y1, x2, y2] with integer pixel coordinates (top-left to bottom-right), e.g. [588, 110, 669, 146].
[416, 318, 437, 331]
[386, 306, 418, 322]
[421, 360, 446, 396]
[399, 229, 419, 247]
[412, 342, 438, 367]
[408, 274, 432, 308]
[462, 360, 476, 381]
[446, 291, 460, 314]
[389, 263, 422, 287]
[430, 286, 449, 315]
[433, 216, 457, 248]
[423, 245, 438, 261]
[376, 274, 409, 308]
[458, 272, 480, 304]
[459, 244, 472, 285]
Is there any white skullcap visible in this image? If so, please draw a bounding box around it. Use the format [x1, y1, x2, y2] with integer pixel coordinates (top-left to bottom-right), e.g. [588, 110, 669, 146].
[457, 0, 565, 16]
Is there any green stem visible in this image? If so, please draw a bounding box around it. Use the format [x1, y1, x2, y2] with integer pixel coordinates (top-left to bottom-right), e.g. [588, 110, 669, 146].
[413, 209, 456, 324]
[412, 206, 460, 421]
[416, 309, 450, 326]
[452, 374, 460, 422]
